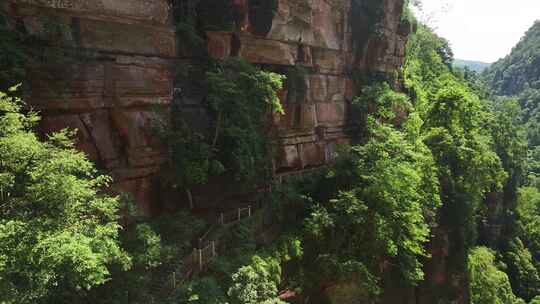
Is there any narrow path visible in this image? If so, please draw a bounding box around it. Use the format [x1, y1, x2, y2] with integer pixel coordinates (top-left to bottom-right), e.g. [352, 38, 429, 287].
[149, 204, 256, 298]
[149, 166, 326, 299]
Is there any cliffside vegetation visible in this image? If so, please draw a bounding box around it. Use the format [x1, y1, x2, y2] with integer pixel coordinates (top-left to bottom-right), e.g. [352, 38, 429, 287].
[157, 58, 284, 208]
[464, 20, 540, 304]
[484, 22, 540, 182]
[0, 89, 131, 303]
[1, 1, 539, 304]
[156, 17, 528, 304]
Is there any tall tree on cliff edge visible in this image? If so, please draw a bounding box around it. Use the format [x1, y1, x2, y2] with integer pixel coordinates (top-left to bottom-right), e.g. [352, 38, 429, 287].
[404, 24, 520, 302]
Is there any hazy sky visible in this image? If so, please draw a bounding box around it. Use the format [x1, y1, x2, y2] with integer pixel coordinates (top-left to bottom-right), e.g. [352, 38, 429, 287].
[415, 0, 539, 63]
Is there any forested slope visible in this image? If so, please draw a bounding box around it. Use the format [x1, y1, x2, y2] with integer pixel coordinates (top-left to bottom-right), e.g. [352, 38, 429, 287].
[484, 21, 540, 179]
[1, 1, 538, 304]
[473, 20, 540, 304]
[454, 59, 491, 72]
[485, 21, 540, 97]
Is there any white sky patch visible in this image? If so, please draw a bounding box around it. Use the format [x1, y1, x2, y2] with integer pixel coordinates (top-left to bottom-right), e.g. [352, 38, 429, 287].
[414, 0, 539, 63]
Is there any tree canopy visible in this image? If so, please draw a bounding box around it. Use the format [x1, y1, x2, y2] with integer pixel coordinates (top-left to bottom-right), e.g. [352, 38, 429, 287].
[0, 88, 130, 303]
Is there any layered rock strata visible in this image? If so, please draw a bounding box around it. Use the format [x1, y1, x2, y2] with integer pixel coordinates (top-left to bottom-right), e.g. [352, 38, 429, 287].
[5, 0, 408, 212]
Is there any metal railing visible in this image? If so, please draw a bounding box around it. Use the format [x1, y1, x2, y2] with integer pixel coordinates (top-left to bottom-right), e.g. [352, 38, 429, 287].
[274, 166, 327, 184]
[151, 204, 256, 299]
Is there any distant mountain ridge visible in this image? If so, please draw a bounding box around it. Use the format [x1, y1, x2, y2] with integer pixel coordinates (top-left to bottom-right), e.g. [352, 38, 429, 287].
[483, 20, 540, 162]
[453, 59, 491, 72]
[484, 20, 540, 96]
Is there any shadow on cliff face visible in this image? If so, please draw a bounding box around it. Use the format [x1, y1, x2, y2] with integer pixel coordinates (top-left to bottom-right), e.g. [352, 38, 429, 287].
[249, 0, 276, 36]
[351, 0, 385, 57]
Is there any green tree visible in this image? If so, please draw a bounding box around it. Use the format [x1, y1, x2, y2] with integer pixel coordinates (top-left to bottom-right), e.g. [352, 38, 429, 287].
[485, 97, 527, 236]
[172, 276, 228, 304]
[404, 24, 511, 302]
[299, 84, 441, 296]
[503, 238, 540, 302]
[517, 187, 540, 272]
[468, 247, 524, 304]
[530, 295, 540, 304]
[0, 88, 130, 303]
[423, 78, 506, 263]
[228, 255, 282, 304]
[159, 58, 284, 208]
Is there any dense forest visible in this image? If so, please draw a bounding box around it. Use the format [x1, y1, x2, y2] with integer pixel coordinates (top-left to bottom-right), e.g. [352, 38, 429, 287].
[484, 21, 540, 184]
[1, 1, 540, 303]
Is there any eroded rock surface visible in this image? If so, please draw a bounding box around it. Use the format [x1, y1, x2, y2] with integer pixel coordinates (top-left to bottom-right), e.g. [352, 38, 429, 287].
[7, 0, 409, 213]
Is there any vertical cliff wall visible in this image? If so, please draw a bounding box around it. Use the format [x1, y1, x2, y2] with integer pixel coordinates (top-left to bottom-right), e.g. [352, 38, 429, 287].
[5, 0, 409, 214]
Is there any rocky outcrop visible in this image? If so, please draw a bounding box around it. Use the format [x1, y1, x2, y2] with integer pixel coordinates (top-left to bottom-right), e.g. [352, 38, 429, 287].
[6, 0, 409, 213]
[7, 0, 175, 214]
[207, 0, 408, 174]
[4, 0, 428, 302]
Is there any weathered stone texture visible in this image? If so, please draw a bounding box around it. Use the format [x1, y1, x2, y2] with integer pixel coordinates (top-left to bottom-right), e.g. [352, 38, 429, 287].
[356, 0, 410, 73]
[203, 0, 407, 173]
[9, 0, 172, 213]
[237, 34, 298, 66]
[78, 19, 175, 56]
[13, 0, 409, 212]
[267, 0, 348, 50]
[6, 1, 430, 298]
[13, 0, 170, 24]
[206, 31, 233, 59]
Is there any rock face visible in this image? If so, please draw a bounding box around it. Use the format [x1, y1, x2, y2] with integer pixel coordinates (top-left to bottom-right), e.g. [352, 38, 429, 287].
[8, 0, 175, 214]
[6, 0, 440, 302]
[207, 0, 409, 174]
[6, 0, 409, 214]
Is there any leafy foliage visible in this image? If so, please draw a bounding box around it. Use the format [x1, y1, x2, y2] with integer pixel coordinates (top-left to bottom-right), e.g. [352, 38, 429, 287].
[157, 59, 284, 205]
[502, 238, 540, 302]
[302, 115, 440, 289]
[253, 80, 442, 299]
[0, 89, 130, 303]
[480, 20, 540, 302]
[0, 89, 205, 304]
[228, 255, 282, 304]
[423, 80, 506, 245]
[483, 21, 540, 184]
[81, 209, 206, 303]
[206, 58, 284, 183]
[170, 225, 301, 304]
[468, 247, 524, 304]
[404, 24, 520, 302]
[170, 276, 228, 304]
[484, 21, 540, 97]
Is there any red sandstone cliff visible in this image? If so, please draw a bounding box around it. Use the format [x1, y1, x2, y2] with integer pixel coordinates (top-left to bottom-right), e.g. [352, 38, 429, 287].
[4, 0, 408, 214]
